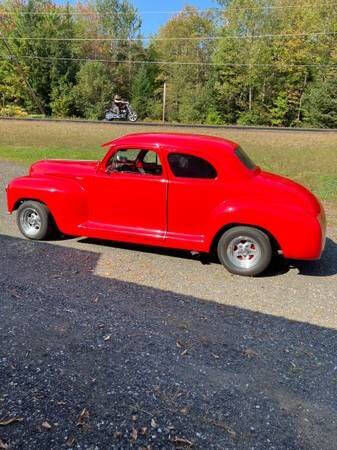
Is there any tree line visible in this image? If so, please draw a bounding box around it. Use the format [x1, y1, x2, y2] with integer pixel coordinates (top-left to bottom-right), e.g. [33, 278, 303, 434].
[0, 0, 337, 127]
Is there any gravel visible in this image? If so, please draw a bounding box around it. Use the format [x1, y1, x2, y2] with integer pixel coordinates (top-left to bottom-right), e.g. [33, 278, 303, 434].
[0, 162, 337, 449]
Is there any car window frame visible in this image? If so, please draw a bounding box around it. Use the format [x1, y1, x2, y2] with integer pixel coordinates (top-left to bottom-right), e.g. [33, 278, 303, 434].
[167, 151, 218, 181]
[105, 147, 165, 178]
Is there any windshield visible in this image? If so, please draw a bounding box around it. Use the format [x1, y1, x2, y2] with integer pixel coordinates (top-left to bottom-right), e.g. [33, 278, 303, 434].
[235, 147, 256, 170]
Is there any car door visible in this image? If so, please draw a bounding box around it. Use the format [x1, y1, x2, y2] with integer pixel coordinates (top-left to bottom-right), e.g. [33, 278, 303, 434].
[166, 151, 223, 246]
[92, 148, 167, 240]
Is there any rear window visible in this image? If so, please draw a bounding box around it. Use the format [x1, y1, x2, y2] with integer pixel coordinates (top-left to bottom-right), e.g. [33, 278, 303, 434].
[168, 153, 217, 179]
[235, 147, 256, 170]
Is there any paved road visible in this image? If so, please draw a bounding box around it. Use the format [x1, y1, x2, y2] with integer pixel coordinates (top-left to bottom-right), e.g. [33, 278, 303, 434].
[1, 162, 337, 449]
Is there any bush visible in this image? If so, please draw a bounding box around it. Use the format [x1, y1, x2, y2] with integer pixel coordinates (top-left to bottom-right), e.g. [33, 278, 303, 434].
[237, 110, 266, 126]
[0, 105, 28, 117]
[72, 62, 114, 120]
[205, 109, 222, 125]
[302, 78, 337, 128]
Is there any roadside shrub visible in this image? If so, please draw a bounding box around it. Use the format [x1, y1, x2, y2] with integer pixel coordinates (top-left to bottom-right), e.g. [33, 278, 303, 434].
[205, 109, 222, 125]
[237, 110, 265, 126]
[0, 105, 28, 117]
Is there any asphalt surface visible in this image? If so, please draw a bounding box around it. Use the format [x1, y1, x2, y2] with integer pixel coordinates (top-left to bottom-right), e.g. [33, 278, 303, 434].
[1, 162, 337, 449]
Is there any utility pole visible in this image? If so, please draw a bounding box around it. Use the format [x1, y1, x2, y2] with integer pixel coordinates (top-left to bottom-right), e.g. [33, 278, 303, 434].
[162, 81, 167, 123]
[0, 30, 46, 116]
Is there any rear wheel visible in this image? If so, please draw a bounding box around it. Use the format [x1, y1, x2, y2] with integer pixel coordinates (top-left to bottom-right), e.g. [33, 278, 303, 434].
[17, 201, 50, 240]
[217, 226, 272, 276]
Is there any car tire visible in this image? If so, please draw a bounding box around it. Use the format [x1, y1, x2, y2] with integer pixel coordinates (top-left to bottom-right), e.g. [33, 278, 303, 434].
[17, 201, 51, 240]
[217, 226, 272, 276]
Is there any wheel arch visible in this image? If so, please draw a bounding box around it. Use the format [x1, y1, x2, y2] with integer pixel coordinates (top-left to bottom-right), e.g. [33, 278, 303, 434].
[13, 197, 48, 212]
[14, 198, 60, 231]
[209, 223, 281, 256]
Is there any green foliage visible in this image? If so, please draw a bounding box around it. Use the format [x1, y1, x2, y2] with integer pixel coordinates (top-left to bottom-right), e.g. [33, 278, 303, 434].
[237, 110, 266, 126]
[0, 105, 28, 117]
[72, 62, 114, 119]
[270, 92, 290, 127]
[302, 77, 337, 128]
[205, 109, 223, 125]
[1, 0, 337, 127]
[131, 63, 158, 120]
[50, 79, 76, 117]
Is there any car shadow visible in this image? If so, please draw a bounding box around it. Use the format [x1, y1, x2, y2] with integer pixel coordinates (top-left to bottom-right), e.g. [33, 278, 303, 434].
[1, 232, 337, 449]
[77, 236, 337, 277]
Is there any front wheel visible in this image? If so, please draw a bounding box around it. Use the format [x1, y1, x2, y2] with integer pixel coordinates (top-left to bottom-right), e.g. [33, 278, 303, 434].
[17, 201, 51, 240]
[128, 111, 138, 122]
[217, 226, 272, 276]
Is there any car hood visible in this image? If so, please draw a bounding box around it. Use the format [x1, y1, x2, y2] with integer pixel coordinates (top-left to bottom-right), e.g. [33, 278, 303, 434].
[29, 160, 99, 178]
[252, 170, 322, 214]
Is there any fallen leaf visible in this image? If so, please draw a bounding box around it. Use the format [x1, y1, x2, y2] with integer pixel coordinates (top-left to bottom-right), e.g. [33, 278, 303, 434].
[140, 426, 147, 435]
[151, 418, 157, 429]
[66, 435, 76, 447]
[76, 408, 89, 427]
[41, 421, 52, 430]
[0, 439, 8, 449]
[114, 431, 122, 439]
[180, 407, 188, 415]
[176, 341, 183, 349]
[131, 414, 137, 421]
[241, 348, 258, 358]
[208, 420, 237, 439]
[93, 297, 99, 303]
[181, 349, 188, 356]
[0, 417, 23, 426]
[174, 436, 193, 447]
[103, 334, 111, 341]
[130, 427, 138, 441]
[9, 289, 20, 299]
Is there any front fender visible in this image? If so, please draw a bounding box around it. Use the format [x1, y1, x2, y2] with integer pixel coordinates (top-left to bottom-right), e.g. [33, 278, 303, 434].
[7, 176, 88, 234]
[206, 201, 323, 260]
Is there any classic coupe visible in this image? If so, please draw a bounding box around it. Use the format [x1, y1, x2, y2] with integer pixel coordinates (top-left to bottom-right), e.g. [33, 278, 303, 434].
[6, 133, 326, 276]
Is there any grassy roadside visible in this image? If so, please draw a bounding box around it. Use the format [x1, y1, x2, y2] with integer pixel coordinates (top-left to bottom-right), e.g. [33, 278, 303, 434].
[0, 119, 336, 202]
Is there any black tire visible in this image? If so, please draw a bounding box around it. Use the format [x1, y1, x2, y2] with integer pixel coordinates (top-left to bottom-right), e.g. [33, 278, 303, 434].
[17, 201, 51, 240]
[217, 226, 272, 277]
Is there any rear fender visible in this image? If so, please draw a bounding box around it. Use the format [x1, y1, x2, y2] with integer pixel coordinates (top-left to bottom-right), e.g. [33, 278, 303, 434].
[206, 201, 322, 259]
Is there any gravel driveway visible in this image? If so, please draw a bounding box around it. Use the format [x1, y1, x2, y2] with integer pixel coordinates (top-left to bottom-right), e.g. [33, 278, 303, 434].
[1, 162, 337, 449]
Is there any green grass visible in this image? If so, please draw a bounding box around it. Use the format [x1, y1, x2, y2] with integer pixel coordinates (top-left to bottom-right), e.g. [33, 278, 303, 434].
[0, 146, 105, 163]
[0, 119, 337, 202]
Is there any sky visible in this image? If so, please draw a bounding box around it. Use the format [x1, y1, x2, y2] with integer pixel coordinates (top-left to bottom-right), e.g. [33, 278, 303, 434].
[131, 0, 219, 35]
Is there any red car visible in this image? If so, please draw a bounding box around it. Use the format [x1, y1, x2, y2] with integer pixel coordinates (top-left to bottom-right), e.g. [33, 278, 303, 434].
[6, 133, 326, 276]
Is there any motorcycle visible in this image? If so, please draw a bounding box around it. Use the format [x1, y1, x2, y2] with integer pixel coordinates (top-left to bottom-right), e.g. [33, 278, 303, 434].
[104, 102, 138, 122]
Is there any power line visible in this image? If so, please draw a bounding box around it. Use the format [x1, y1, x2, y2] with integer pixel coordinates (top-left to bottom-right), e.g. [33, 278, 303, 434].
[4, 54, 336, 68]
[0, 2, 336, 16]
[3, 31, 337, 42]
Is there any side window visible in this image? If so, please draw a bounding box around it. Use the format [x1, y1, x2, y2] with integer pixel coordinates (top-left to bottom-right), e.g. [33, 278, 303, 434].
[168, 153, 217, 179]
[143, 151, 161, 165]
[107, 149, 162, 175]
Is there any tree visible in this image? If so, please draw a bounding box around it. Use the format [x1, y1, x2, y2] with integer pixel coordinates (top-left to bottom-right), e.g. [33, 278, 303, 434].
[72, 61, 113, 119]
[152, 6, 216, 123]
[1, 0, 78, 114]
[302, 74, 337, 128]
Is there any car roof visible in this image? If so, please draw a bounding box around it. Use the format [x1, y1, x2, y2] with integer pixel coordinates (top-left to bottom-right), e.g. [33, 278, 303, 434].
[102, 133, 238, 154]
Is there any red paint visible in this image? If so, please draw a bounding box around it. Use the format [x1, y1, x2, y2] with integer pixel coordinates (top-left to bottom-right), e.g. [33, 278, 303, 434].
[6, 133, 326, 260]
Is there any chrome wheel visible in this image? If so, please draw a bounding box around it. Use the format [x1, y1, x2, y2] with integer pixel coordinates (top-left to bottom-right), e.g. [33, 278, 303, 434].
[128, 112, 137, 122]
[20, 208, 42, 238]
[226, 235, 262, 270]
